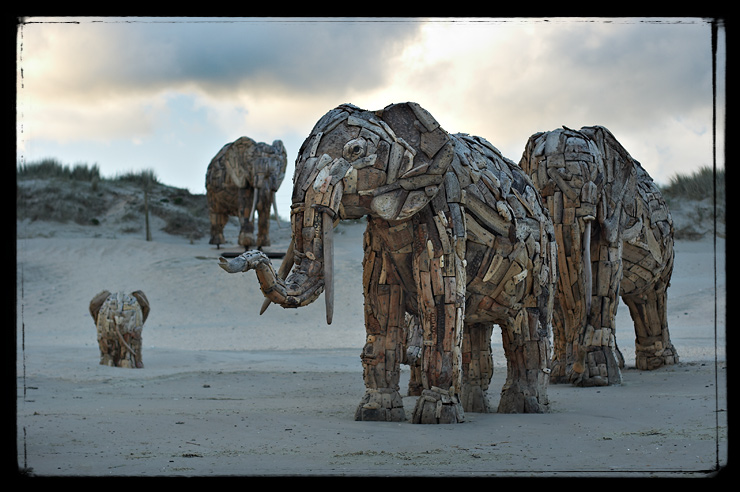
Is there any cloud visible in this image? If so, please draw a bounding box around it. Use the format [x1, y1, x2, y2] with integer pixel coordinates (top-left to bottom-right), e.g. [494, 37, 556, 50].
[375, 18, 716, 181]
[17, 16, 722, 197]
[20, 17, 423, 102]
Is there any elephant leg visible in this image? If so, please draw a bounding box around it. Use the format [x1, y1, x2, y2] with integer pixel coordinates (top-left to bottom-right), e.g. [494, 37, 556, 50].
[402, 313, 424, 396]
[549, 297, 575, 384]
[208, 211, 228, 246]
[355, 247, 407, 422]
[622, 280, 679, 370]
[256, 192, 272, 248]
[461, 322, 494, 413]
[409, 211, 465, 424]
[570, 249, 624, 387]
[498, 308, 551, 413]
[238, 188, 256, 248]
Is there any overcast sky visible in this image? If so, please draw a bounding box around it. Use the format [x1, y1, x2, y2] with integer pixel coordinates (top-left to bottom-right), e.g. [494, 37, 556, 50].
[16, 17, 726, 219]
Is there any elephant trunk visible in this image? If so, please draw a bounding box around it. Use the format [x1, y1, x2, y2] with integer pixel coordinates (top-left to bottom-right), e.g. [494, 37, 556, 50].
[218, 243, 325, 311]
[219, 206, 337, 325]
[582, 218, 593, 316]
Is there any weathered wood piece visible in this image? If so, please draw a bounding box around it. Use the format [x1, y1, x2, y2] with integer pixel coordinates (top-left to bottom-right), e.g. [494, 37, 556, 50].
[519, 125, 677, 387]
[206, 137, 287, 248]
[219, 102, 558, 423]
[89, 290, 150, 368]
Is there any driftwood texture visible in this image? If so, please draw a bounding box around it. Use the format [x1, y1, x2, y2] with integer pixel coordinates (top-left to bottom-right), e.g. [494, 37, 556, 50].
[205, 137, 287, 248]
[89, 290, 150, 368]
[519, 126, 677, 387]
[219, 102, 558, 423]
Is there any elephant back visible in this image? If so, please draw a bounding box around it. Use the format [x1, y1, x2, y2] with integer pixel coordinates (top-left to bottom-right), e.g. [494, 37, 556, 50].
[450, 132, 553, 243]
[206, 136, 287, 191]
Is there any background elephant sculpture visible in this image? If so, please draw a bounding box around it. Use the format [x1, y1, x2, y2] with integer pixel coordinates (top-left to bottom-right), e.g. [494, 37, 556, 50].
[219, 102, 558, 424]
[89, 290, 150, 368]
[206, 136, 287, 248]
[519, 125, 677, 387]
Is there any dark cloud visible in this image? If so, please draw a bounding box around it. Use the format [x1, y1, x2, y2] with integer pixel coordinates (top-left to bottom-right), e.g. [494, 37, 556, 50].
[34, 18, 423, 100]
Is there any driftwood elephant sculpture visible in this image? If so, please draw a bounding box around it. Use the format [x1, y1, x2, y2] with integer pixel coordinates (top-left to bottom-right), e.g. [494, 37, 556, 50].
[219, 102, 558, 424]
[89, 290, 150, 368]
[519, 125, 677, 387]
[206, 136, 287, 248]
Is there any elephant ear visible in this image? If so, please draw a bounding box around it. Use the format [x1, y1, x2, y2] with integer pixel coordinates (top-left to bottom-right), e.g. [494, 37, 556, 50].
[267, 140, 288, 192]
[89, 290, 111, 322]
[223, 136, 259, 189]
[369, 102, 455, 221]
[131, 290, 150, 323]
[578, 125, 638, 242]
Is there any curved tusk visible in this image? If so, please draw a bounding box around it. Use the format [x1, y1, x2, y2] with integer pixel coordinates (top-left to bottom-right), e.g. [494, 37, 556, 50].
[322, 210, 334, 325]
[249, 189, 259, 225]
[582, 219, 593, 316]
[260, 238, 295, 315]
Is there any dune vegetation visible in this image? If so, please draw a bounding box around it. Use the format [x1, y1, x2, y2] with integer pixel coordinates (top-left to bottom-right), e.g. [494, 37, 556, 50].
[17, 158, 725, 241]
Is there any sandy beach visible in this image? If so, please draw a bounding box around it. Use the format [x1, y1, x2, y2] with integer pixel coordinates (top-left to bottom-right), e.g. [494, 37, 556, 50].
[15, 213, 727, 477]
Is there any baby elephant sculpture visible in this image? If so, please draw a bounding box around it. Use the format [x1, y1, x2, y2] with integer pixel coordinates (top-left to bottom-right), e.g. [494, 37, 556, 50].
[89, 290, 150, 368]
[206, 136, 287, 248]
[220, 102, 558, 424]
[519, 125, 677, 387]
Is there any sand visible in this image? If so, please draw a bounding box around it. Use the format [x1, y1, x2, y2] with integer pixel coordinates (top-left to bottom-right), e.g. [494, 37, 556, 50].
[15, 215, 727, 477]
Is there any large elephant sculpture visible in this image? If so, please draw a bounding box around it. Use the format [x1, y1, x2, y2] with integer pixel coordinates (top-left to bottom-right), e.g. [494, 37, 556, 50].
[519, 125, 678, 387]
[89, 290, 150, 368]
[206, 136, 287, 248]
[219, 102, 558, 424]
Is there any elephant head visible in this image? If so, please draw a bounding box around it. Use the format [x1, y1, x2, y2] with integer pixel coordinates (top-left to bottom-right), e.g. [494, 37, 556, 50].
[244, 139, 288, 224]
[89, 290, 150, 324]
[219, 102, 455, 324]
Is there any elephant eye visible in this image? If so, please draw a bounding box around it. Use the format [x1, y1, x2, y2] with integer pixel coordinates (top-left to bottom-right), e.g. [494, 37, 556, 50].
[343, 138, 366, 161]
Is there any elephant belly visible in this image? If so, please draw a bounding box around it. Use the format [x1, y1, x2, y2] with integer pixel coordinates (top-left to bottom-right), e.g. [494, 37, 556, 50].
[207, 184, 241, 216]
[620, 240, 673, 296]
[464, 236, 543, 325]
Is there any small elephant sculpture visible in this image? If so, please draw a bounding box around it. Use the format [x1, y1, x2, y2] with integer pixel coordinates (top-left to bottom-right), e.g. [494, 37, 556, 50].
[89, 290, 150, 368]
[219, 102, 558, 423]
[206, 136, 287, 248]
[519, 125, 677, 387]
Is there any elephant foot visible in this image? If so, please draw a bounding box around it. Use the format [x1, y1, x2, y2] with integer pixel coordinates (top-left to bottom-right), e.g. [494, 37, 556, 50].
[569, 346, 622, 387]
[354, 388, 406, 422]
[257, 235, 271, 248]
[407, 380, 423, 397]
[411, 387, 464, 424]
[99, 353, 142, 369]
[498, 381, 549, 414]
[238, 231, 256, 248]
[635, 341, 679, 370]
[405, 363, 423, 396]
[99, 354, 115, 367]
[209, 233, 226, 246]
[548, 357, 569, 384]
[461, 383, 492, 413]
